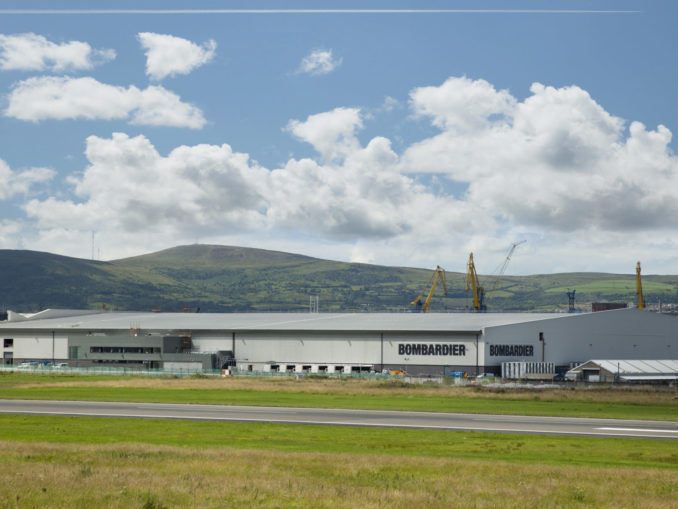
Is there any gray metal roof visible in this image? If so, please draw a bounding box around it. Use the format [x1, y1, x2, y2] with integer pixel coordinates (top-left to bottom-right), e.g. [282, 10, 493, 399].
[619, 375, 678, 381]
[0, 308, 577, 333]
[579, 359, 678, 375]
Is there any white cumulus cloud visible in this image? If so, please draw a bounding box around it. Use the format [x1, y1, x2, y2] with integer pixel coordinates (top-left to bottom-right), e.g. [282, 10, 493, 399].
[297, 49, 342, 76]
[402, 76, 678, 235]
[0, 219, 22, 247]
[285, 107, 363, 163]
[274, 107, 471, 240]
[9, 74, 678, 273]
[0, 158, 55, 200]
[5, 76, 206, 128]
[24, 132, 268, 236]
[0, 33, 115, 72]
[409, 75, 516, 132]
[21, 124, 472, 260]
[138, 32, 216, 81]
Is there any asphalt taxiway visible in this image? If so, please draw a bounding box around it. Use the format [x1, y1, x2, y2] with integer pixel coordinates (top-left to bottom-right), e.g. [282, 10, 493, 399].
[1, 399, 677, 439]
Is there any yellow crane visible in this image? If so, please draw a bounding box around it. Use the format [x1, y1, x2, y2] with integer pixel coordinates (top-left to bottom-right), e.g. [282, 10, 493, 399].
[465, 253, 486, 312]
[411, 265, 447, 313]
[636, 261, 645, 310]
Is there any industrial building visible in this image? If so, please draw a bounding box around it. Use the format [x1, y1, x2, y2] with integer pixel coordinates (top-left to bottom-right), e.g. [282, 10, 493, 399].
[1, 307, 676, 377]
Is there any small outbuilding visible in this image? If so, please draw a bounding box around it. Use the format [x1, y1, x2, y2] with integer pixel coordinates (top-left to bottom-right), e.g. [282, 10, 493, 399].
[566, 359, 678, 384]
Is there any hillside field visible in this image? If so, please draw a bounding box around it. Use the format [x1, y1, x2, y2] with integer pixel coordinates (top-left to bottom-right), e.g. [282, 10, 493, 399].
[1, 244, 677, 313]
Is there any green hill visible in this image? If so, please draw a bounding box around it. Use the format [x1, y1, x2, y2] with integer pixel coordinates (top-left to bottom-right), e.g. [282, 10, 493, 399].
[1, 245, 677, 313]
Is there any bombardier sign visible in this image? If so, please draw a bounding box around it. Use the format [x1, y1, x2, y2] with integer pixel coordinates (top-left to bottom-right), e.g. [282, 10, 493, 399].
[398, 343, 466, 356]
[489, 344, 535, 357]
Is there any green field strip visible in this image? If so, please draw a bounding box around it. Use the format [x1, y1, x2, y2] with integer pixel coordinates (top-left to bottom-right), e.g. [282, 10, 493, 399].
[1, 414, 677, 470]
[0, 385, 676, 421]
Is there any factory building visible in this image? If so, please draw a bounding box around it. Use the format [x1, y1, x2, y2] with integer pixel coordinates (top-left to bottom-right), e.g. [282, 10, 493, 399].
[0, 308, 676, 376]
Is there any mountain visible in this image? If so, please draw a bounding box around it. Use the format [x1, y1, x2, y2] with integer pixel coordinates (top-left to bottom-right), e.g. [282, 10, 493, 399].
[1, 245, 677, 313]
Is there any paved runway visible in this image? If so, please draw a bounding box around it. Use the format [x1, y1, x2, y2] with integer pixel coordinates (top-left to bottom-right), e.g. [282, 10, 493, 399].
[1, 399, 677, 439]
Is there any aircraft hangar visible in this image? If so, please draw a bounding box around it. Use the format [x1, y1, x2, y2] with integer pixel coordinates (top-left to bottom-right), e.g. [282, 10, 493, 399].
[1, 307, 676, 376]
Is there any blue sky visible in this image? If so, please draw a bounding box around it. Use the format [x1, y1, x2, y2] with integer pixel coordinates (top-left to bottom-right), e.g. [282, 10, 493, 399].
[1, 1, 677, 276]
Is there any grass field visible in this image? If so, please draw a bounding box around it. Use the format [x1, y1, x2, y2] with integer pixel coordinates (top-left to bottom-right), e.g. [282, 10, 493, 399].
[1, 415, 677, 508]
[1, 373, 676, 421]
[0, 374, 677, 508]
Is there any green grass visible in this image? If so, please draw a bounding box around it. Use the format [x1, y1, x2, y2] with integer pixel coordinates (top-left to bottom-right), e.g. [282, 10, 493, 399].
[2, 385, 677, 420]
[2, 437, 676, 508]
[1, 415, 677, 507]
[1, 373, 677, 421]
[1, 375, 677, 507]
[1, 415, 676, 470]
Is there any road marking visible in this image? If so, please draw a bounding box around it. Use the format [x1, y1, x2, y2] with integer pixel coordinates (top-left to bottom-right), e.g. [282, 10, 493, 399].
[597, 427, 678, 434]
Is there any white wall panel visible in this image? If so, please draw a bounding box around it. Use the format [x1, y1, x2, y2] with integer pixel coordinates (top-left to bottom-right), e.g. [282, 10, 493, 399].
[12, 333, 68, 359]
[484, 309, 678, 366]
[235, 332, 380, 364]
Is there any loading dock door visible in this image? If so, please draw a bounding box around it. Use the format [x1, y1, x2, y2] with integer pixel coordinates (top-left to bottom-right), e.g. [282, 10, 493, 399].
[583, 368, 601, 382]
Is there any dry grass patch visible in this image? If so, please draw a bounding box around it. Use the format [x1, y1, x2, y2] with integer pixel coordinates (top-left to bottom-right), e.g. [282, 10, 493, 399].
[1, 441, 676, 509]
[9, 375, 678, 406]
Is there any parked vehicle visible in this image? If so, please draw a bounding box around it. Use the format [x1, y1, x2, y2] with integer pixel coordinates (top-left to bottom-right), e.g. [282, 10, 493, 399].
[476, 373, 498, 380]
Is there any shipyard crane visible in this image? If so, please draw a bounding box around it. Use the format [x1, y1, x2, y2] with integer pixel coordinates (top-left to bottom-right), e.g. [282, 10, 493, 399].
[636, 261, 645, 310]
[465, 253, 486, 312]
[486, 240, 526, 304]
[411, 265, 447, 313]
[567, 289, 576, 313]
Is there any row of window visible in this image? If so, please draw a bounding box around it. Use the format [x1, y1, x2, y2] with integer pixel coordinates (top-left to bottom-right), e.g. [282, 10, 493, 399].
[92, 359, 145, 364]
[1, 341, 160, 354]
[89, 346, 161, 354]
[268, 364, 372, 373]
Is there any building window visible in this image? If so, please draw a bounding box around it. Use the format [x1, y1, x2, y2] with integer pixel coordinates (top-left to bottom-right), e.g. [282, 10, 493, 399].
[90, 345, 160, 354]
[3, 338, 13, 348]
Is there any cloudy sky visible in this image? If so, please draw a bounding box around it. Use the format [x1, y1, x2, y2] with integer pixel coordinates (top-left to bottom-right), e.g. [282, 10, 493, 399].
[1, 1, 677, 275]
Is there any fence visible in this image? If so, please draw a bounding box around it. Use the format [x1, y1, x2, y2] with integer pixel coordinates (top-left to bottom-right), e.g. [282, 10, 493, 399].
[0, 365, 401, 380]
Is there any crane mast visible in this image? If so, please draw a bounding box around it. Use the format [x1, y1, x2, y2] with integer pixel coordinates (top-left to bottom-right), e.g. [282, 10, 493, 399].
[487, 240, 525, 304]
[411, 265, 447, 313]
[465, 253, 486, 312]
[636, 261, 645, 310]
